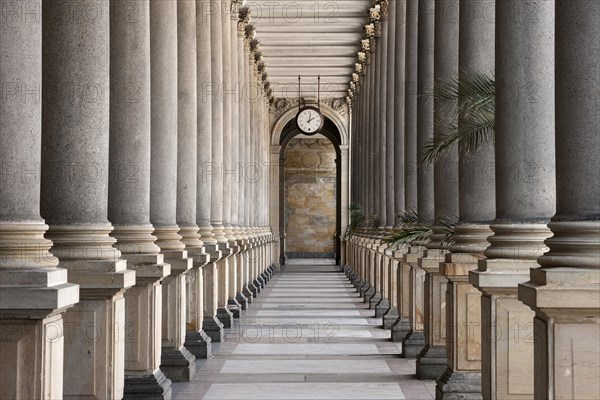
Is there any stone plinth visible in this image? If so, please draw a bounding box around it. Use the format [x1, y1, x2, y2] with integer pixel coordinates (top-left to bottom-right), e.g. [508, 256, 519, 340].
[437, 253, 482, 400]
[416, 249, 448, 380]
[402, 246, 426, 358]
[124, 256, 172, 398]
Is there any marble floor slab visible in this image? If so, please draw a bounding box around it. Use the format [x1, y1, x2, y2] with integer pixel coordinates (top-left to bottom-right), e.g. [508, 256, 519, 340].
[220, 359, 392, 374]
[202, 383, 406, 399]
[172, 262, 435, 400]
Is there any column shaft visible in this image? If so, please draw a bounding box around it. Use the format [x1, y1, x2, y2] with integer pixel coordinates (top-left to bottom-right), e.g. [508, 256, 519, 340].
[519, 2, 600, 399]
[470, 1, 555, 399]
[0, 1, 78, 397]
[42, 1, 135, 397]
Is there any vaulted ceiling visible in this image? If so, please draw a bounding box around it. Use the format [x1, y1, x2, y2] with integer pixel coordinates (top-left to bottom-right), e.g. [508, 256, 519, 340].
[247, 0, 372, 99]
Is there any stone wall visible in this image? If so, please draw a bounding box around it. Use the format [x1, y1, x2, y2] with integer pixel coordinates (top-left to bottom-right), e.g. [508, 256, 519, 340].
[284, 137, 337, 258]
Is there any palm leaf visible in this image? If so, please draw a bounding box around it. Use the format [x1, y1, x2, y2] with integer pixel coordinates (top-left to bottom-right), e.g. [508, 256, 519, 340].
[433, 215, 459, 248]
[423, 72, 495, 165]
[344, 203, 365, 239]
[386, 225, 433, 248]
[396, 209, 418, 226]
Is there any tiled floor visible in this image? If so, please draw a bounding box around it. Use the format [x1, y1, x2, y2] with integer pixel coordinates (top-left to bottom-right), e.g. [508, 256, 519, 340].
[172, 260, 435, 400]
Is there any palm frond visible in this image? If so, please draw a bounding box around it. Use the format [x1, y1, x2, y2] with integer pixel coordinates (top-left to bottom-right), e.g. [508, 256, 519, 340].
[423, 72, 495, 165]
[344, 203, 365, 239]
[368, 214, 381, 229]
[396, 209, 418, 226]
[434, 215, 459, 248]
[386, 225, 433, 248]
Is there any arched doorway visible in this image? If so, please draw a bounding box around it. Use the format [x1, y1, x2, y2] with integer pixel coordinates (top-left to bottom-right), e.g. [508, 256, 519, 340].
[278, 118, 342, 265]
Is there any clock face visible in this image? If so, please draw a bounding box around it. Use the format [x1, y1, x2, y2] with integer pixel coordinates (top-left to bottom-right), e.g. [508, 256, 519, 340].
[296, 107, 323, 135]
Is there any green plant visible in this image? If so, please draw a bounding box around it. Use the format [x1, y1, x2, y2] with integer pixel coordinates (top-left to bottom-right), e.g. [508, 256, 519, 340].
[422, 72, 495, 165]
[396, 209, 418, 226]
[368, 214, 381, 229]
[435, 215, 459, 248]
[344, 203, 365, 239]
[385, 212, 458, 249]
[386, 225, 433, 247]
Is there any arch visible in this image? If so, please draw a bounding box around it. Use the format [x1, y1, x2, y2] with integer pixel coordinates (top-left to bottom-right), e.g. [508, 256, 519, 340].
[271, 102, 349, 147]
[269, 104, 349, 266]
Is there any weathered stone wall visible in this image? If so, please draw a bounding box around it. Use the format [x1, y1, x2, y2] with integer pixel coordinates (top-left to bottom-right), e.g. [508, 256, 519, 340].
[284, 137, 337, 258]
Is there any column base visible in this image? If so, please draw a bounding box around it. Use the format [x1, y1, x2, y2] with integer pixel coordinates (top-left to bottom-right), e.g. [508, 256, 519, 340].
[160, 346, 196, 382]
[416, 345, 447, 380]
[368, 292, 382, 309]
[203, 316, 224, 342]
[382, 307, 399, 329]
[259, 272, 268, 283]
[402, 330, 425, 358]
[216, 307, 234, 329]
[363, 286, 375, 303]
[227, 298, 242, 318]
[374, 298, 390, 318]
[184, 329, 212, 358]
[249, 280, 260, 296]
[124, 369, 172, 400]
[253, 278, 264, 291]
[435, 368, 482, 400]
[391, 317, 411, 342]
[243, 283, 255, 300]
[236, 292, 249, 310]
[354, 278, 367, 292]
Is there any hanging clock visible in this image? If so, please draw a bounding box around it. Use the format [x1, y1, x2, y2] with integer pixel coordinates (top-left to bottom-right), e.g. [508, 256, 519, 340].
[296, 106, 324, 135]
[295, 75, 324, 135]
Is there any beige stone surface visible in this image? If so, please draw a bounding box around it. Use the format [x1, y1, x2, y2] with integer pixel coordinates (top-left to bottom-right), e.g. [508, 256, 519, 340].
[284, 138, 337, 255]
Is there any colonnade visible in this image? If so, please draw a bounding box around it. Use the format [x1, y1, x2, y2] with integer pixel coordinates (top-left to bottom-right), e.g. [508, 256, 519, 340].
[0, 1, 277, 398]
[346, 0, 599, 399]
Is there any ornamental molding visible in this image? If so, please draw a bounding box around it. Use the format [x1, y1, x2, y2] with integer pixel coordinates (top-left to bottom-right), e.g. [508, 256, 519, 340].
[361, 38, 371, 52]
[244, 24, 256, 41]
[231, 0, 244, 19]
[268, 97, 348, 128]
[369, 6, 381, 23]
[238, 7, 251, 37]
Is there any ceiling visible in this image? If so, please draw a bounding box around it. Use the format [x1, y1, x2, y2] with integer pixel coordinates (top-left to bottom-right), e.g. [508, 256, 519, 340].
[247, 0, 372, 99]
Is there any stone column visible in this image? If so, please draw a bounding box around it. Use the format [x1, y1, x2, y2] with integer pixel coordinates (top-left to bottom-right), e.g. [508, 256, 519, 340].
[174, 0, 212, 370]
[219, 1, 241, 323]
[366, 38, 375, 224]
[242, 27, 257, 301]
[391, 0, 417, 343]
[384, 0, 396, 230]
[373, 29, 382, 229]
[373, 9, 392, 320]
[234, 8, 250, 310]
[403, 0, 436, 358]
[194, 0, 224, 344]
[109, 0, 173, 395]
[210, 0, 228, 245]
[211, 0, 234, 330]
[0, 2, 79, 397]
[404, 0, 419, 213]
[416, 0, 460, 380]
[519, 3, 600, 399]
[41, 1, 136, 398]
[123, 0, 184, 394]
[377, 15, 388, 229]
[177, 0, 212, 361]
[221, 1, 235, 242]
[41, 1, 135, 398]
[436, 1, 495, 398]
[470, 1, 555, 399]
[393, 0, 406, 219]
[382, 0, 402, 330]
